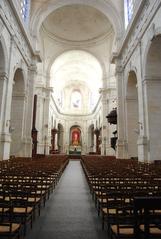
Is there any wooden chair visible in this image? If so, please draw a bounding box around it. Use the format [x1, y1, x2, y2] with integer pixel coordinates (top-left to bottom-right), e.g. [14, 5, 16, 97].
[21, 184, 42, 218]
[110, 206, 136, 239]
[134, 196, 161, 239]
[0, 200, 22, 239]
[10, 190, 34, 236]
[101, 191, 124, 230]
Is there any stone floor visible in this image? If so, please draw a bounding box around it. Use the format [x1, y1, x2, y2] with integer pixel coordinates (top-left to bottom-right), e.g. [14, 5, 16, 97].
[25, 160, 108, 239]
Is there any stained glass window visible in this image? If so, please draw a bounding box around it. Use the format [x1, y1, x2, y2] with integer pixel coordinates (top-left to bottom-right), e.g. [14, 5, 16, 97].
[127, 0, 134, 21]
[20, 0, 30, 23]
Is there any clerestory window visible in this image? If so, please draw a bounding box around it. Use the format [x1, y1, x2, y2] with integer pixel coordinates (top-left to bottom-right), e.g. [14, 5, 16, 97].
[20, 0, 30, 23]
[71, 90, 82, 109]
[124, 0, 134, 28]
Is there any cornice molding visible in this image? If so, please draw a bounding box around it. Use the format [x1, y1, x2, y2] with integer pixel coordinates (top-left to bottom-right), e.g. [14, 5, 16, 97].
[41, 24, 114, 47]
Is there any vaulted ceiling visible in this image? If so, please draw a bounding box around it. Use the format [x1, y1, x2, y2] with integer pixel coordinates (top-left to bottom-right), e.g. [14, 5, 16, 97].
[42, 5, 113, 43]
[29, 0, 122, 114]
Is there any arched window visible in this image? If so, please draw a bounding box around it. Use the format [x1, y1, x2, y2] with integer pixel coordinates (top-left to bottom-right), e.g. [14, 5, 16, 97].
[124, 0, 134, 28]
[57, 91, 63, 107]
[20, 0, 30, 23]
[89, 92, 94, 108]
[71, 90, 82, 109]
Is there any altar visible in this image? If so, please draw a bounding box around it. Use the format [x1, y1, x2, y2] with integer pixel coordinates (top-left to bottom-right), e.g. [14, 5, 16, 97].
[69, 145, 81, 155]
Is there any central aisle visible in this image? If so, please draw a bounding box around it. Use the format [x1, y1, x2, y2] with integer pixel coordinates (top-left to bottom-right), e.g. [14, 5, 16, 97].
[26, 160, 108, 239]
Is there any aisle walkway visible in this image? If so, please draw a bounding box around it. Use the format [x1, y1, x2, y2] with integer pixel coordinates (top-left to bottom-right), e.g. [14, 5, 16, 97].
[26, 160, 108, 239]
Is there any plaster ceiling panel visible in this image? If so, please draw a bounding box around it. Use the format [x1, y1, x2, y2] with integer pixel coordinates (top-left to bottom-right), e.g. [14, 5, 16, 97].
[43, 4, 112, 42]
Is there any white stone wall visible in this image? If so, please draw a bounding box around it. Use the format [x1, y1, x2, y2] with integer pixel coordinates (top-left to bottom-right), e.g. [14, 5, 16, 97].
[0, 0, 39, 159]
[114, 0, 161, 162]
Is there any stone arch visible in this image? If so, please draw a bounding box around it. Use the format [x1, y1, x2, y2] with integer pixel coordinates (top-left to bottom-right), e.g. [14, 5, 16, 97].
[143, 34, 161, 162]
[126, 70, 139, 159]
[47, 48, 106, 84]
[50, 49, 103, 114]
[142, 27, 161, 78]
[10, 68, 25, 156]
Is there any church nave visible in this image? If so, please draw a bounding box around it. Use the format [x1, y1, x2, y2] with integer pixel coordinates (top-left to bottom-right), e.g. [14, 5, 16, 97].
[25, 160, 107, 239]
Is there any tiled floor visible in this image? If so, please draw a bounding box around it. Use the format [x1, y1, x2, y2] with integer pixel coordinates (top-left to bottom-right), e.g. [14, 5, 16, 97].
[25, 160, 108, 239]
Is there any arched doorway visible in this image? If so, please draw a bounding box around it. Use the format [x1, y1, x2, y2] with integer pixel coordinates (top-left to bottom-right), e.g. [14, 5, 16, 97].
[144, 35, 161, 162]
[10, 68, 25, 156]
[57, 123, 64, 153]
[69, 125, 82, 154]
[126, 71, 139, 159]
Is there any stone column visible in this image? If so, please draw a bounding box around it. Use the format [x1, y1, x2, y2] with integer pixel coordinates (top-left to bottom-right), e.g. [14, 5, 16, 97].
[43, 87, 52, 155]
[115, 61, 127, 158]
[0, 72, 8, 128]
[24, 63, 37, 157]
[58, 126, 65, 153]
[87, 126, 94, 153]
[137, 42, 148, 162]
[94, 128, 101, 154]
[0, 37, 15, 160]
[50, 128, 58, 152]
[99, 88, 108, 155]
[31, 95, 38, 157]
[64, 125, 69, 154]
[55, 124, 58, 151]
[93, 134, 97, 152]
[0, 72, 11, 160]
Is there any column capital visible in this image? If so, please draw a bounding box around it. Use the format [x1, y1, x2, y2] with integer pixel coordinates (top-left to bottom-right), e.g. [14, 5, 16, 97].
[110, 52, 119, 64]
[137, 136, 148, 145]
[99, 87, 108, 94]
[115, 65, 123, 74]
[0, 72, 8, 80]
[28, 63, 37, 73]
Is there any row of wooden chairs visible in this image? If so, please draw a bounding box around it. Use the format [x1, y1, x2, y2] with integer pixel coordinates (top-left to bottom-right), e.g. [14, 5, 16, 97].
[81, 155, 161, 239]
[0, 155, 69, 238]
